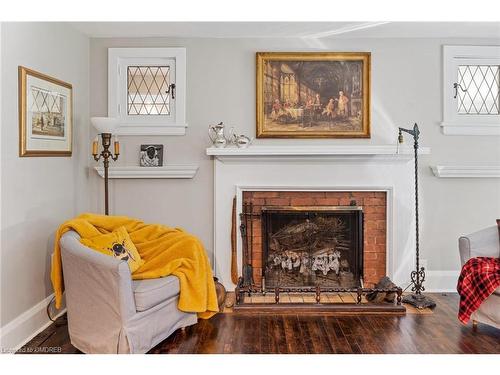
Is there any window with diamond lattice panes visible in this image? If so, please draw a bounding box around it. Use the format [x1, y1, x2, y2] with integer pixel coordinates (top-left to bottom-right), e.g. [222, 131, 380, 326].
[442, 46, 500, 135]
[456, 65, 500, 115]
[108, 48, 186, 135]
[127, 66, 171, 115]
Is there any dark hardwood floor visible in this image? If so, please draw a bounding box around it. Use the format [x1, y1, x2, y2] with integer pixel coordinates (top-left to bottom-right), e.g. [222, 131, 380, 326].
[18, 293, 500, 354]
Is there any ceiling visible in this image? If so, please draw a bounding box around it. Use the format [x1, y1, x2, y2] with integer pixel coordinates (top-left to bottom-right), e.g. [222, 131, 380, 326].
[70, 22, 500, 39]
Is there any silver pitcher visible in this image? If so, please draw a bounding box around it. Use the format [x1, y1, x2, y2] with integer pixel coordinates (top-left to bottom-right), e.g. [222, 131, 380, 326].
[208, 122, 230, 148]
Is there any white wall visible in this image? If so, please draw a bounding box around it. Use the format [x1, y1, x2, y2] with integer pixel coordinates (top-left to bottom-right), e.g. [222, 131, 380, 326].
[0, 22, 89, 349]
[89, 36, 500, 289]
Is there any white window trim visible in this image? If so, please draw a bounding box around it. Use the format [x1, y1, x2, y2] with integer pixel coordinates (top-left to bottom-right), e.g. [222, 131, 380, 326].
[441, 45, 500, 136]
[108, 47, 187, 136]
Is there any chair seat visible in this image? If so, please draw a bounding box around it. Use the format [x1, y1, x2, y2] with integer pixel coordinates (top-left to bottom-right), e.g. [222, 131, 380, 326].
[132, 276, 180, 312]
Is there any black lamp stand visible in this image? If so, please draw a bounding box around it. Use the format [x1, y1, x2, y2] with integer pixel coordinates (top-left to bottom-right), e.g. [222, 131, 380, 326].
[398, 123, 436, 309]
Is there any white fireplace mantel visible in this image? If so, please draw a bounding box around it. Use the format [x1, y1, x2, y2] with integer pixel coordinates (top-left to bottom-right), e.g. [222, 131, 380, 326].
[206, 144, 430, 162]
[210, 143, 433, 291]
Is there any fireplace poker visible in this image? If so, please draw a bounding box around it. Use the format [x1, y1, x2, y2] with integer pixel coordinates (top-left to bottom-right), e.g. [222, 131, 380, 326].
[249, 202, 254, 280]
[240, 202, 254, 287]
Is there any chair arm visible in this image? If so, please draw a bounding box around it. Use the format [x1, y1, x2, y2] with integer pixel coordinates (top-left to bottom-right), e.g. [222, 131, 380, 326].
[459, 226, 500, 266]
[60, 231, 136, 323]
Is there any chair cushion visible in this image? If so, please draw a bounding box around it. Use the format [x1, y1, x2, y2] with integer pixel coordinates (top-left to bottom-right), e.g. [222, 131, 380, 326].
[132, 276, 180, 312]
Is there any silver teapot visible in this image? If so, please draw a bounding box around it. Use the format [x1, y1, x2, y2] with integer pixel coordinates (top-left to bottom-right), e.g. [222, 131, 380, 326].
[231, 133, 253, 148]
[208, 122, 230, 148]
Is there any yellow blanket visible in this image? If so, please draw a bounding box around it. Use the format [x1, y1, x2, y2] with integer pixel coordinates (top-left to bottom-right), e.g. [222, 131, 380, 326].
[51, 213, 218, 319]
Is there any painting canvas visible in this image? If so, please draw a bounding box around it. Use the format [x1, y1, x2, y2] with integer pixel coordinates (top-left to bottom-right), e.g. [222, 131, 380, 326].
[256, 52, 370, 138]
[19, 66, 72, 156]
[31, 86, 67, 138]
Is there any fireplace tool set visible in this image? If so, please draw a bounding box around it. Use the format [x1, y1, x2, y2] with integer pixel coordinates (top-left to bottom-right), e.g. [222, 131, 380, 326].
[239, 202, 256, 288]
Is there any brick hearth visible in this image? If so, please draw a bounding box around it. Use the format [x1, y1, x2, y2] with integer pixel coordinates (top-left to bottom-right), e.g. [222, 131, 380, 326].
[242, 191, 387, 288]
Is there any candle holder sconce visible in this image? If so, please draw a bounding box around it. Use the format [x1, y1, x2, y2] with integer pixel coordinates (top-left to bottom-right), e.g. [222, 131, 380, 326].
[92, 133, 120, 215]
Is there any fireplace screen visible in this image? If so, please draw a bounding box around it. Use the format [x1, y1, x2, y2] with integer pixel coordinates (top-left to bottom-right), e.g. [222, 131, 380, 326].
[262, 206, 363, 289]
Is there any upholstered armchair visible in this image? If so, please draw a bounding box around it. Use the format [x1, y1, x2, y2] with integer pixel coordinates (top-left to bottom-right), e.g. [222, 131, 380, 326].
[459, 226, 500, 329]
[59, 230, 197, 353]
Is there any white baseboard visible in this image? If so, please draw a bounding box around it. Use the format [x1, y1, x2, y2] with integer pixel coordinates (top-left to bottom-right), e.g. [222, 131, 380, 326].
[423, 270, 460, 293]
[0, 293, 66, 353]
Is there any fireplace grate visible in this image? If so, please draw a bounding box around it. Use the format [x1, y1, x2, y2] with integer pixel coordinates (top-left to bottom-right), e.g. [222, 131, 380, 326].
[261, 206, 364, 290]
[234, 280, 404, 313]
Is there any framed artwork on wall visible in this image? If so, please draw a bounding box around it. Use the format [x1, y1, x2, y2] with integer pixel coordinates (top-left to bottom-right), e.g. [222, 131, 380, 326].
[256, 52, 371, 138]
[140, 144, 164, 167]
[18, 66, 73, 157]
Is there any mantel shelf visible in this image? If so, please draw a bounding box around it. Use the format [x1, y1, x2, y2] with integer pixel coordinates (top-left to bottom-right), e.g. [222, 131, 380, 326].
[431, 165, 500, 178]
[206, 144, 431, 162]
[94, 165, 199, 179]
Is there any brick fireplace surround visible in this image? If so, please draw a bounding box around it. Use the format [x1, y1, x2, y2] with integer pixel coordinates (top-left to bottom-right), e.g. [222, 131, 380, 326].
[242, 191, 387, 288]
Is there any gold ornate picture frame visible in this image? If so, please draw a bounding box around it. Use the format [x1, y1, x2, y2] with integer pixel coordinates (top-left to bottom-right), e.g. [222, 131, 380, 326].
[256, 52, 370, 138]
[19, 66, 73, 157]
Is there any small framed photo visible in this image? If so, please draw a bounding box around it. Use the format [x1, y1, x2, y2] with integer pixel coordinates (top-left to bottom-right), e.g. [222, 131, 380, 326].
[18, 66, 73, 156]
[140, 144, 164, 167]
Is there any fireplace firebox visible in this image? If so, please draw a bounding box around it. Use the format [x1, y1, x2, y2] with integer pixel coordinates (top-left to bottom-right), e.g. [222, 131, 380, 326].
[262, 206, 364, 290]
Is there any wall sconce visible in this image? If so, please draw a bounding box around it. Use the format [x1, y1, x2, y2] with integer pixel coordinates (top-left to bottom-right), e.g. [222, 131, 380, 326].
[91, 117, 120, 215]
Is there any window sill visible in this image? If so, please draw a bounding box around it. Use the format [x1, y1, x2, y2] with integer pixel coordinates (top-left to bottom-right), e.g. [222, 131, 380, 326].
[440, 122, 500, 135]
[114, 124, 188, 136]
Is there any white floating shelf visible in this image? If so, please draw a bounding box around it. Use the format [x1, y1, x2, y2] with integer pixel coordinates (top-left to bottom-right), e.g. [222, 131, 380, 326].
[431, 165, 500, 178]
[94, 165, 199, 179]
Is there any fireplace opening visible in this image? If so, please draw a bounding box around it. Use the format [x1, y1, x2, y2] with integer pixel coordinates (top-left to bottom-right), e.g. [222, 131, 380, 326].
[262, 206, 364, 289]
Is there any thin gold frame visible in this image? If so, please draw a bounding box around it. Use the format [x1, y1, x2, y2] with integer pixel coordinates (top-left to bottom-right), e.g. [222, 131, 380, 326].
[18, 66, 73, 157]
[256, 52, 371, 139]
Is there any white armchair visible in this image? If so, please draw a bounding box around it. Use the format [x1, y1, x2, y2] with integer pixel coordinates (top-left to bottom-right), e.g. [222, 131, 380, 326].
[60, 230, 197, 353]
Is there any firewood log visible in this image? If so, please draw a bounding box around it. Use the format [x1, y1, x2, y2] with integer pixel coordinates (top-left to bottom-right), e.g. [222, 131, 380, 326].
[366, 276, 398, 303]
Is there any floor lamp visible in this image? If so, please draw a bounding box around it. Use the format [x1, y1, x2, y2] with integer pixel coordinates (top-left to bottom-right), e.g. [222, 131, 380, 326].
[91, 117, 120, 215]
[398, 123, 436, 309]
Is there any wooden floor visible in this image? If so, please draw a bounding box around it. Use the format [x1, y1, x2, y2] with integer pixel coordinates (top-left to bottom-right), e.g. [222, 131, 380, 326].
[18, 293, 500, 354]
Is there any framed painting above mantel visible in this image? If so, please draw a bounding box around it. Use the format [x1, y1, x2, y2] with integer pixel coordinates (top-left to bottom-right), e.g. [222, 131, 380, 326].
[256, 52, 370, 138]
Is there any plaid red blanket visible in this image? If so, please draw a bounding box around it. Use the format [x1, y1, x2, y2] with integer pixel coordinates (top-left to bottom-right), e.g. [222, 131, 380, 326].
[457, 257, 500, 324]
